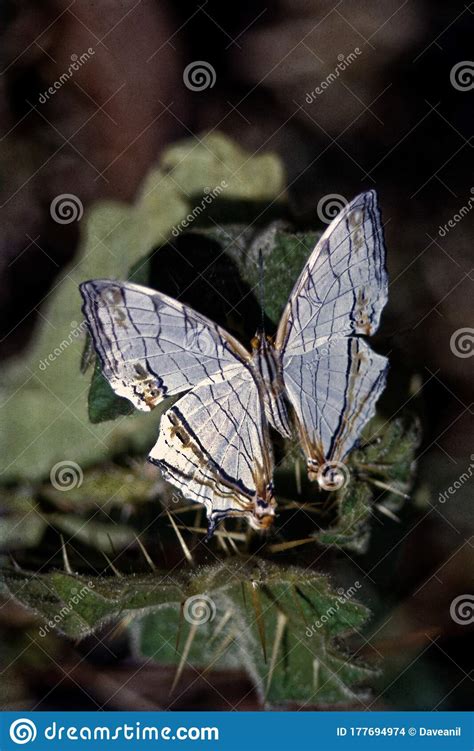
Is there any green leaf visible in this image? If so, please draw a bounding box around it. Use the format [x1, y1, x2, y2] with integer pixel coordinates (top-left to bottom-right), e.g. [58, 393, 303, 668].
[313, 416, 420, 553]
[0, 488, 46, 551]
[88, 364, 135, 423]
[0, 558, 375, 707]
[0, 133, 286, 479]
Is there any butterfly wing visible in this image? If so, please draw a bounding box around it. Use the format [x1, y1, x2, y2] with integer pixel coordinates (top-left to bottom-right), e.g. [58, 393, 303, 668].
[149, 365, 275, 531]
[276, 190, 389, 479]
[80, 279, 249, 411]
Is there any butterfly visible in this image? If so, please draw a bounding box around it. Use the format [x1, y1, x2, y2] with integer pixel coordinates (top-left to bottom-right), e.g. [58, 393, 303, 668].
[80, 190, 388, 536]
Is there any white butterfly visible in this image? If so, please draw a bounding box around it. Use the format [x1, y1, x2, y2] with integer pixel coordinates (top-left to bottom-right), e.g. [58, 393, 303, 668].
[80, 190, 388, 534]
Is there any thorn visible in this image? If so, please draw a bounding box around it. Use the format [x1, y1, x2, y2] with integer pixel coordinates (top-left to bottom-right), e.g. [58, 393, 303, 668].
[9, 555, 22, 571]
[175, 602, 184, 654]
[106, 533, 118, 558]
[267, 537, 315, 554]
[173, 523, 246, 542]
[265, 610, 287, 701]
[217, 531, 230, 555]
[295, 458, 302, 495]
[250, 582, 267, 662]
[241, 581, 247, 609]
[135, 535, 156, 571]
[365, 476, 410, 499]
[313, 657, 320, 692]
[209, 609, 233, 645]
[166, 509, 194, 565]
[170, 622, 197, 694]
[204, 630, 236, 674]
[375, 503, 401, 523]
[103, 552, 122, 577]
[60, 534, 73, 574]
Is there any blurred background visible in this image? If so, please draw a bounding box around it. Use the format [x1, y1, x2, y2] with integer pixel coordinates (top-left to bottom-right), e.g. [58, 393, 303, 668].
[0, 0, 473, 711]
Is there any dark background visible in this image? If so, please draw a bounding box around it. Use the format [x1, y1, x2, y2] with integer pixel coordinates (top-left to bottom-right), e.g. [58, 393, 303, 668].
[0, 0, 473, 710]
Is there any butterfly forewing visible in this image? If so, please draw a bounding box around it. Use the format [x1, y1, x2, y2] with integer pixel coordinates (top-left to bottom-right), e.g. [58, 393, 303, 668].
[276, 190, 388, 354]
[80, 280, 249, 411]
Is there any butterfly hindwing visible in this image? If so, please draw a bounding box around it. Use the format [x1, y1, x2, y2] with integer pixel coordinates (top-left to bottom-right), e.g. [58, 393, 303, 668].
[149, 365, 275, 530]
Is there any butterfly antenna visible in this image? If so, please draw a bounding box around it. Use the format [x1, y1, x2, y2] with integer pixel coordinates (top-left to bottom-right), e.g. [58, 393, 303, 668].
[258, 249, 265, 333]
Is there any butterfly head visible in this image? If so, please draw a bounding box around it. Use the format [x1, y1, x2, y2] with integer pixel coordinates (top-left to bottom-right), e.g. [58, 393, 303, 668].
[250, 332, 274, 353]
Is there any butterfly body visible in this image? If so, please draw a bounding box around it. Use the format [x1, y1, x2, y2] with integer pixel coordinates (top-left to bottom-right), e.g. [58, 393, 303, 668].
[80, 190, 389, 534]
